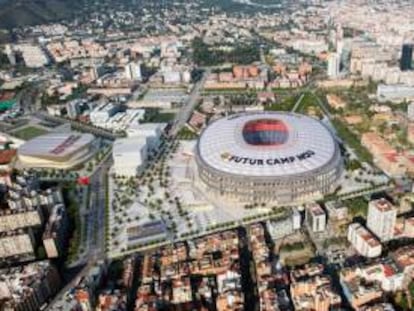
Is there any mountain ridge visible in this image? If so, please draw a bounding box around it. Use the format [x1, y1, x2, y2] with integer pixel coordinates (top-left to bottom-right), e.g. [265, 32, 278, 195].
[0, 0, 84, 29]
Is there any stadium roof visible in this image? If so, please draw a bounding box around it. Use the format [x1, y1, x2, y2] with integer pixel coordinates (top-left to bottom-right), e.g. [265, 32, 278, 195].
[197, 112, 338, 177]
[18, 132, 94, 159]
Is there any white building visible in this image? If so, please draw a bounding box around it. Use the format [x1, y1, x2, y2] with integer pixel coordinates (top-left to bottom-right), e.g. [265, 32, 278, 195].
[367, 198, 397, 242]
[305, 203, 326, 233]
[124, 62, 142, 81]
[267, 216, 293, 240]
[292, 207, 302, 230]
[126, 123, 166, 150]
[290, 39, 328, 55]
[377, 84, 414, 102]
[163, 71, 182, 84]
[347, 223, 382, 258]
[13, 44, 49, 68]
[113, 123, 166, 177]
[4, 45, 16, 65]
[360, 264, 404, 292]
[90, 103, 120, 126]
[407, 102, 414, 121]
[327, 52, 340, 79]
[113, 137, 148, 177]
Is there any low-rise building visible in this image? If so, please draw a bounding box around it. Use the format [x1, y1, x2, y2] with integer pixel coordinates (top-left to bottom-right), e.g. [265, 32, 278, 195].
[290, 267, 341, 311]
[340, 268, 383, 309]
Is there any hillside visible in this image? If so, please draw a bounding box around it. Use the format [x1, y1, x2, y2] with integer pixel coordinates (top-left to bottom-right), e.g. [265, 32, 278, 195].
[0, 0, 84, 29]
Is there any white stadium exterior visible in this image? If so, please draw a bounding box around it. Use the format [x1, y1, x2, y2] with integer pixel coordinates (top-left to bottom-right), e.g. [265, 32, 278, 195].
[195, 112, 343, 204]
[18, 132, 96, 169]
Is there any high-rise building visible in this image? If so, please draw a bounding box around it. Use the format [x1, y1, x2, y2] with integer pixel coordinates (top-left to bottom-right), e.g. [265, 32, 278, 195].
[367, 198, 397, 241]
[327, 52, 340, 78]
[124, 61, 142, 81]
[400, 44, 413, 71]
[4, 44, 16, 65]
[306, 203, 326, 233]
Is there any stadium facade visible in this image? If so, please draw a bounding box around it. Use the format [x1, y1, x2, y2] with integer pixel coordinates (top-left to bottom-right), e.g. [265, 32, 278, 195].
[195, 112, 343, 204]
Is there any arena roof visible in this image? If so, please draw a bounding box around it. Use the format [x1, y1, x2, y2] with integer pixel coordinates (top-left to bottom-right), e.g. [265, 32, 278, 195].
[197, 112, 338, 177]
[18, 132, 94, 159]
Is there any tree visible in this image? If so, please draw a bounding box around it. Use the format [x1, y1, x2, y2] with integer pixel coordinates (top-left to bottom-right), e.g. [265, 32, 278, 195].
[36, 245, 46, 259]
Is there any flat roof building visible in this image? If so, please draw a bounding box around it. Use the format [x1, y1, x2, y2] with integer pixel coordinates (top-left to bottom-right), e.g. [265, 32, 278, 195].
[18, 132, 96, 169]
[347, 223, 382, 258]
[367, 198, 397, 242]
[113, 137, 147, 178]
[306, 203, 326, 233]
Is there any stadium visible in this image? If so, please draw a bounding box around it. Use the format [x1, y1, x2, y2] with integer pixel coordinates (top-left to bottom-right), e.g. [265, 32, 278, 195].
[195, 112, 343, 204]
[18, 132, 96, 169]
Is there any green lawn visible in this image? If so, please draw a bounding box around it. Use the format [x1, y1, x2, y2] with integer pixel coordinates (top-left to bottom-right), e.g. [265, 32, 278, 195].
[142, 109, 176, 123]
[264, 95, 298, 112]
[331, 118, 373, 163]
[177, 127, 198, 140]
[154, 112, 176, 123]
[344, 197, 368, 218]
[12, 126, 48, 140]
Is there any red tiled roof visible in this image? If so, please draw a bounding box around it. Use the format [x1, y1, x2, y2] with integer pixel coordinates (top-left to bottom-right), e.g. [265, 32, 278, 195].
[0, 150, 16, 164]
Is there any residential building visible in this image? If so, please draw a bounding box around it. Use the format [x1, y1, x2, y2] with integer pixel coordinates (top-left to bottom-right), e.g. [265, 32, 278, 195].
[290, 268, 341, 311]
[367, 199, 397, 242]
[400, 44, 413, 71]
[327, 53, 340, 79]
[90, 103, 121, 126]
[377, 84, 414, 102]
[124, 62, 142, 81]
[306, 203, 326, 233]
[347, 223, 382, 258]
[0, 231, 36, 261]
[407, 102, 414, 121]
[42, 204, 68, 258]
[340, 268, 383, 309]
[0, 261, 61, 311]
[13, 44, 49, 68]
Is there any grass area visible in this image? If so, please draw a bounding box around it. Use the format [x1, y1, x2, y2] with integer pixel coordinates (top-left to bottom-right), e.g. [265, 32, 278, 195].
[264, 94, 298, 112]
[280, 241, 305, 252]
[12, 126, 48, 140]
[64, 183, 82, 265]
[154, 112, 176, 123]
[291, 92, 324, 118]
[142, 109, 176, 123]
[331, 118, 373, 163]
[343, 196, 368, 218]
[202, 88, 254, 94]
[394, 282, 414, 310]
[280, 242, 315, 267]
[177, 127, 198, 140]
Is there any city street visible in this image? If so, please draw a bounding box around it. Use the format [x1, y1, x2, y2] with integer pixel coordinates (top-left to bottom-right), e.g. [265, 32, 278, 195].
[170, 69, 210, 136]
